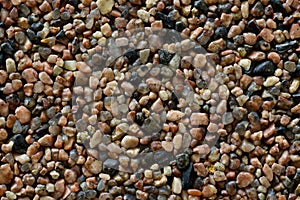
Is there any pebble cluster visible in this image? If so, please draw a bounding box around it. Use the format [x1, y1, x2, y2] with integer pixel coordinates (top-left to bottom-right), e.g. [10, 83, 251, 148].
[0, 0, 299, 199]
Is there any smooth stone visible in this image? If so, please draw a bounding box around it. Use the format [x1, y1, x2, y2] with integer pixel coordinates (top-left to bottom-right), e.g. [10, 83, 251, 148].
[252, 61, 275, 76]
[121, 135, 139, 148]
[172, 177, 182, 194]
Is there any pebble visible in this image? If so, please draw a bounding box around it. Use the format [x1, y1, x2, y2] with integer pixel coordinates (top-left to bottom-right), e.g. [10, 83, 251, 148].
[172, 177, 182, 194]
[38, 135, 54, 146]
[101, 23, 112, 37]
[253, 61, 275, 76]
[259, 28, 274, 43]
[243, 33, 257, 45]
[121, 135, 139, 148]
[63, 60, 77, 71]
[6, 58, 16, 73]
[228, 25, 242, 38]
[239, 59, 251, 71]
[0, 70, 8, 85]
[290, 23, 300, 39]
[241, 2, 249, 18]
[166, 110, 185, 121]
[22, 68, 38, 83]
[39, 72, 53, 85]
[15, 106, 31, 124]
[12, 134, 28, 154]
[263, 76, 279, 87]
[202, 184, 217, 198]
[97, 0, 114, 15]
[137, 10, 150, 23]
[0, 164, 13, 184]
[190, 113, 209, 126]
[262, 164, 273, 182]
[240, 140, 255, 152]
[236, 172, 254, 188]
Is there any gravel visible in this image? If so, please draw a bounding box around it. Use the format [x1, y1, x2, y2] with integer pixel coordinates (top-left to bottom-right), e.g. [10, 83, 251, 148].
[0, 0, 299, 199]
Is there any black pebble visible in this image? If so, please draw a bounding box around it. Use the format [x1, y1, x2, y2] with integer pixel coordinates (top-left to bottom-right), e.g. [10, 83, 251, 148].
[276, 40, 298, 54]
[217, 3, 231, 13]
[76, 191, 86, 200]
[175, 21, 186, 32]
[33, 124, 49, 140]
[69, 0, 80, 7]
[50, 19, 62, 27]
[252, 60, 275, 76]
[124, 49, 138, 64]
[56, 30, 69, 45]
[1, 42, 15, 56]
[156, 12, 175, 29]
[26, 29, 39, 43]
[30, 21, 43, 32]
[135, 112, 145, 126]
[193, 177, 204, 188]
[158, 49, 173, 65]
[245, 19, 261, 34]
[12, 134, 29, 154]
[194, 0, 208, 14]
[38, 47, 51, 59]
[182, 162, 196, 190]
[215, 26, 228, 38]
[176, 153, 190, 170]
[270, 0, 288, 16]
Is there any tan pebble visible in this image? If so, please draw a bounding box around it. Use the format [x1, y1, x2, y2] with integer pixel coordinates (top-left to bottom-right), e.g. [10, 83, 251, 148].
[266, 19, 277, 29]
[291, 103, 300, 114]
[101, 23, 112, 37]
[0, 99, 9, 117]
[290, 23, 300, 39]
[97, 0, 114, 15]
[202, 184, 217, 198]
[0, 70, 8, 85]
[193, 144, 210, 155]
[12, 79, 22, 91]
[243, 33, 257, 45]
[39, 1, 51, 12]
[38, 135, 54, 146]
[22, 68, 38, 83]
[0, 129, 7, 141]
[241, 1, 249, 18]
[248, 51, 266, 61]
[53, 179, 65, 199]
[236, 172, 254, 188]
[162, 141, 174, 152]
[262, 163, 273, 181]
[259, 28, 274, 42]
[121, 135, 139, 148]
[190, 113, 209, 126]
[15, 106, 31, 124]
[228, 25, 242, 38]
[166, 110, 185, 121]
[64, 169, 77, 184]
[0, 164, 13, 184]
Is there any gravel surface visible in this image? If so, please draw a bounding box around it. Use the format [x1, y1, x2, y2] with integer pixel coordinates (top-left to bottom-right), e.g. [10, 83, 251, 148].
[0, 0, 300, 200]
